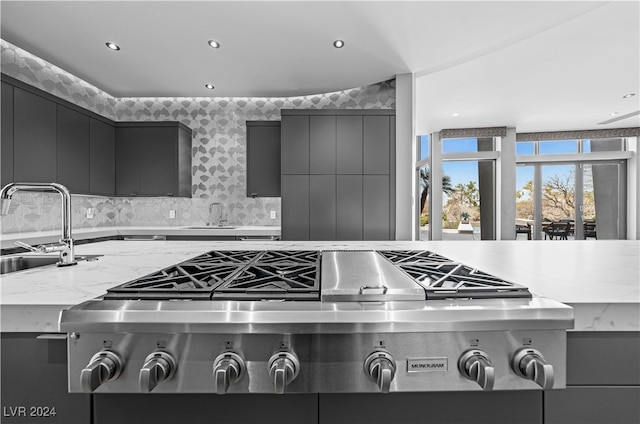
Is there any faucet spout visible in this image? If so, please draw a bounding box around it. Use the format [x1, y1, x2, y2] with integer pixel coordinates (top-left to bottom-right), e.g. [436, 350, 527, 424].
[0, 182, 76, 266]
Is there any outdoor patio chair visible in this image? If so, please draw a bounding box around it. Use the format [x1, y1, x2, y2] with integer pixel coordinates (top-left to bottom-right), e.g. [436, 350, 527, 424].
[544, 221, 571, 240]
[515, 224, 531, 240]
[583, 221, 597, 239]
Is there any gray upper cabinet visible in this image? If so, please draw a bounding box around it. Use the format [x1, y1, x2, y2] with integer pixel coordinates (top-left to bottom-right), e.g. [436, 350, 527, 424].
[337, 116, 363, 174]
[281, 115, 309, 174]
[57, 105, 90, 193]
[310, 116, 336, 174]
[246, 121, 281, 197]
[363, 115, 390, 174]
[115, 127, 141, 196]
[116, 123, 192, 197]
[13, 87, 57, 182]
[1, 81, 14, 187]
[280, 109, 395, 241]
[90, 118, 116, 195]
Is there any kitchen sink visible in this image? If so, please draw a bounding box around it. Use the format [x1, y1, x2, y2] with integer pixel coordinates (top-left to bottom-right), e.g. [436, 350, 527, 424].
[183, 226, 237, 230]
[0, 254, 102, 275]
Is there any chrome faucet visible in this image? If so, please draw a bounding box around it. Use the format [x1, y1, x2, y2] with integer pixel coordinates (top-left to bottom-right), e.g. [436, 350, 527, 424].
[0, 182, 77, 267]
[208, 202, 228, 227]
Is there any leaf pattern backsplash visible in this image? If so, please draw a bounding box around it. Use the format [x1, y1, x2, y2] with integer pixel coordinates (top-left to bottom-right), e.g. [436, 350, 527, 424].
[0, 39, 395, 233]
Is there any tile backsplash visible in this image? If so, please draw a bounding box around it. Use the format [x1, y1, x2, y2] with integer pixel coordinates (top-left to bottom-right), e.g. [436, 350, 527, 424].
[0, 39, 396, 234]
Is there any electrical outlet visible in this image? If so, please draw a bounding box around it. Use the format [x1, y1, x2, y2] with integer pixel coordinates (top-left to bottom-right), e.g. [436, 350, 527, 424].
[270, 210, 277, 219]
[169, 210, 176, 219]
[86, 208, 94, 219]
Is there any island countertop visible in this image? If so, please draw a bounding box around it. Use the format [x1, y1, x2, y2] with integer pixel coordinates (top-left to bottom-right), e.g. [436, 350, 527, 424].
[1, 240, 637, 333]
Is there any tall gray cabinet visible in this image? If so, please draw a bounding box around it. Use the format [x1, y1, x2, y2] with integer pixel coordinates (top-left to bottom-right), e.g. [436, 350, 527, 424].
[281, 109, 395, 241]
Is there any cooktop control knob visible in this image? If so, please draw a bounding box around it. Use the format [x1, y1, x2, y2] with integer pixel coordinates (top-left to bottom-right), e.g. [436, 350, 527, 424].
[213, 352, 246, 394]
[364, 351, 396, 393]
[268, 351, 300, 394]
[138, 351, 177, 393]
[80, 350, 124, 392]
[512, 348, 554, 389]
[458, 349, 495, 391]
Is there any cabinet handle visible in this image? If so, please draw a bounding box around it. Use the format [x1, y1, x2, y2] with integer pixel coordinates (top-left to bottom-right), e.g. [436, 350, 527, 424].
[166, 193, 174, 197]
[36, 334, 68, 340]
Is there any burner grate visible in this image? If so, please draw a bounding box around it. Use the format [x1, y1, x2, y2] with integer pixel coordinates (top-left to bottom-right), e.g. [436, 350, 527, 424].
[104, 250, 320, 301]
[378, 250, 531, 300]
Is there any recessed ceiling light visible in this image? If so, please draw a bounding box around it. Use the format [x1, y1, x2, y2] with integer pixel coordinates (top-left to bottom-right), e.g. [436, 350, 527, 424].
[207, 40, 220, 49]
[622, 93, 636, 98]
[105, 42, 120, 51]
[609, 112, 618, 116]
[333, 40, 345, 48]
[205, 83, 214, 90]
[452, 112, 460, 117]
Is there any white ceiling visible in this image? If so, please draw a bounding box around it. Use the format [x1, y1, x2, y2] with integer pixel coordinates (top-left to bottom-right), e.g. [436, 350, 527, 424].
[1, 1, 639, 133]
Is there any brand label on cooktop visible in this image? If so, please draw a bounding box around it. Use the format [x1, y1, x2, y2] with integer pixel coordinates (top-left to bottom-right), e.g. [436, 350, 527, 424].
[406, 357, 448, 373]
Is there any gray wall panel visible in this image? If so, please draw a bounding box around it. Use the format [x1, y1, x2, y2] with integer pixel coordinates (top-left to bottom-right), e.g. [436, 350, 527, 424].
[310, 175, 336, 240]
[363, 115, 390, 174]
[282, 175, 310, 240]
[336, 115, 362, 174]
[337, 175, 363, 240]
[363, 175, 390, 240]
[310, 116, 336, 174]
[282, 115, 309, 174]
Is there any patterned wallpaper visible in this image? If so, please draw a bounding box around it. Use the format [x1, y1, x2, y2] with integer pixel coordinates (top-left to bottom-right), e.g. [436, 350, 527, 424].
[0, 39, 396, 234]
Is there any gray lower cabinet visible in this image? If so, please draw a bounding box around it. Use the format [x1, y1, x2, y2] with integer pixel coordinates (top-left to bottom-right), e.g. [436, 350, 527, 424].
[13, 87, 57, 182]
[1, 81, 14, 187]
[57, 105, 90, 193]
[282, 175, 310, 240]
[310, 175, 336, 240]
[319, 392, 542, 424]
[544, 331, 640, 424]
[93, 394, 317, 424]
[90, 118, 116, 195]
[0, 333, 90, 424]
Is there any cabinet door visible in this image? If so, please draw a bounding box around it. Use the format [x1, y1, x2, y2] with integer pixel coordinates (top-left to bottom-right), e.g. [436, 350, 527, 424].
[336, 115, 362, 174]
[281, 115, 309, 174]
[90, 119, 115, 195]
[1, 81, 14, 186]
[545, 387, 640, 424]
[57, 105, 90, 193]
[1, 333, 91, 424]
[363, 115, 390, 174]
[13, 88, 57, 182]
[282, 175, 309, 240]
[115, 127, 141, 196]
[337, 175, 363, 240]
[247, 122, 281, 197]
[363, 175, 390, 240]
[310, 175, 336, 240]
[140, 127, 176, 196]
[309, 116, 336, 174]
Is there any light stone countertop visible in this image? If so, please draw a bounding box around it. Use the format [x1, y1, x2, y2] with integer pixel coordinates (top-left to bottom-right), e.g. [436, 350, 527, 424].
[0, 225, 281, 249]
[0, 239, 638, 333]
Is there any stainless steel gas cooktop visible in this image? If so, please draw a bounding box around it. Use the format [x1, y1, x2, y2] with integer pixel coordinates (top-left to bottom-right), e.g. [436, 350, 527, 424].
[60, 249, 572, 395]
[103, 249, 530, 301]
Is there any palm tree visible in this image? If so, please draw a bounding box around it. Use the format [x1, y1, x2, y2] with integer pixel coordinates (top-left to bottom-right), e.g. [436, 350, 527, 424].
[419, 169, 453, 215]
